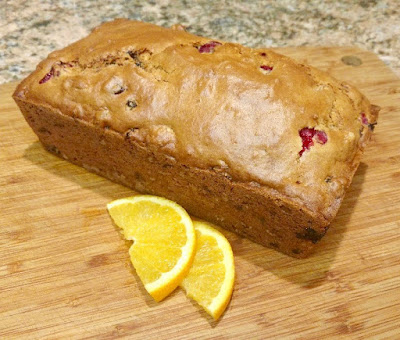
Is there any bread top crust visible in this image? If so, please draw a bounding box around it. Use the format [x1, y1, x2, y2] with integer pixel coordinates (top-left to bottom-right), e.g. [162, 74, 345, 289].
[14, 19, 378, 220]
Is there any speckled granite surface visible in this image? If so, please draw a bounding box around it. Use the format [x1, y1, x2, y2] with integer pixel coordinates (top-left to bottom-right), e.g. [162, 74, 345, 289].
[1, 0, 399, 84]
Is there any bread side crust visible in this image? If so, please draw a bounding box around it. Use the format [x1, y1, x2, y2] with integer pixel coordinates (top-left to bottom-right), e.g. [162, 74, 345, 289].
[15, 97, 335, 257]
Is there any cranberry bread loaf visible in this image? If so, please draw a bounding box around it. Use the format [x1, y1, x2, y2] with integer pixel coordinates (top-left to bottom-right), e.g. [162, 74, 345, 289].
[13, 19, 378, 257]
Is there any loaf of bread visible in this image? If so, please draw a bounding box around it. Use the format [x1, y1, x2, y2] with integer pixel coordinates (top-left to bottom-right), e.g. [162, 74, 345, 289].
[13, 19, 378, 257]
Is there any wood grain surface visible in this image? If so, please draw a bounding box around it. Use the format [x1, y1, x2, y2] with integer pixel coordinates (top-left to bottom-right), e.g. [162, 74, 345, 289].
[1, 47, 399, 339]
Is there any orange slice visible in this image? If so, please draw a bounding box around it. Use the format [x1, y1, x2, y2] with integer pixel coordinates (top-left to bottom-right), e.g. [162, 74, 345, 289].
[180, 221, 235, 320]
[107, 195, 196, 302]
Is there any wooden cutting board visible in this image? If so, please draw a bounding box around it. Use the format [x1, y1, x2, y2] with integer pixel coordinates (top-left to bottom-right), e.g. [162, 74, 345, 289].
[1, 47, 399, 339]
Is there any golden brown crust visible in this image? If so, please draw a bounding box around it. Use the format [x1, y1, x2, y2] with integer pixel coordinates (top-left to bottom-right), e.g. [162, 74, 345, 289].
[13, 19, 378, 257]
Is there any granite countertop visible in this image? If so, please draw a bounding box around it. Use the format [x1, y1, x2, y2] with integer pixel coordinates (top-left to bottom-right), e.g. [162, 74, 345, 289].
[1, 0, 399, 84]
